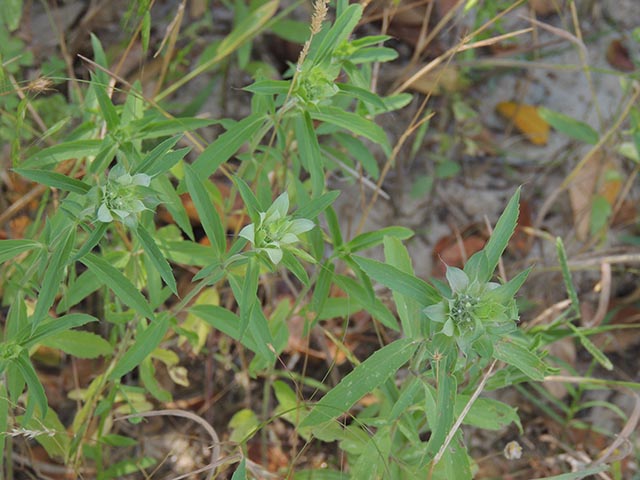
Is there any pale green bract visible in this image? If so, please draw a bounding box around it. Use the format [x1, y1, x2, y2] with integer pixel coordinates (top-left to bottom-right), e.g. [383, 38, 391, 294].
[239, 192, 315, 265]
[95, 165, 153, 227]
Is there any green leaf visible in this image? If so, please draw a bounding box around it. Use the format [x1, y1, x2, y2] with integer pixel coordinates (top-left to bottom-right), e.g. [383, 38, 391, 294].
[24, 140, 103, 168]
[345, 226, 414, 253]
[0, 239, 41, 264]
[41, 330, 113, 358]
[311, 261, 334, 319]
[538, 107, 599, 145]
[130, 118, 216, 140]
[109, 315, 170, 380]
[231, 458, 248, 480]
[13, 169, 91, 195]
[353, 256, 441, 306]
[233, 175, 262, 222]
[183, 163, 226, 257]
[294, 190, 340, 220]
[567, 323, 613, 371]
[243, 80, 290, 95]
[22, 313, 98, 348]
[92, 73, 120, 130]
[135, 224, 178, 295]
[192, 113, 266, 178]
[531, 465, 609, 480]
[72, 222, 108, 262]
[190, 305, 262, 354]
[0, 384, 7, 463]
[334, 275, 399, 331]
[294, 111, 325, 197]
[81, 253, 155, 319]
[132, 135, 181, 175]
[480, 187, 520, 282]
[456, 396, 521, 431]
[31, 227, 76, 328]
[90, 34, 110, 86]
[311, 106, 389, 152]
[300, 338, 418, 427]
[16, 350, 48, 420]
[311, 4, 363, 65]
[139, 357, 172, 403]
[493, 338, 546, 381]
[383, 236, 421, 338]
[152, 176, 194, 240]
[556, 237, 580, 317]
[0, 0, 23, 31]
[336, 83, 386, 109]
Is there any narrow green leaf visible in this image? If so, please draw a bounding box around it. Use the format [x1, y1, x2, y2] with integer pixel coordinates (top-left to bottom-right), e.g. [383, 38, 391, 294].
[141, 10, 151, 53]
[481, 187, 520, 282]
[132, 135, 181, 175]
[41, 330, 113, 358]
[14, 169, 91, 195]
[294, 111, 325, 197]
[192, 113, 266, 178]
[353, 256, 441, 305]
[23, 313, 98, 348]
[109, 315, 170, 380]
[383, 236, 421, 338]
[153, 176, 194, 240]
[294, 190, 340, 220]
[140, 357, 172, 402]
[531, 465, 609, 480]
[190, 305, 260, 354]
[243, 80, 290, 95]
[300, 338, 418, 427]
[311, 106, 389, 152]
[337, 83, 386, 109]
[556, 237, 580, 317]
[72, 222, 109, 262]
[231, 458, 248, 480]
[31, 227, 76, 328]
[92, 73, 120, 131]
[90, 33, 109, 85]
[24, 139, 103, 168]
[311, 4, 363, 65]
[567, 323, 613, 371]
[425, 349, 457, 458]
[184, 163, 226, 257]
[131, 118, 216, 140]
[493, 338, 546, 381]
[311, 261, 334, 319]
[345, 226, 413, 253]
[233, 175, 262, 221]
[135, 224, 178, 295]
[0, 239, 41, 264]
[81, 253, 155, 319]
[0, 384, 8, 464]
[538, 107, 599, 145]
[16, 350, 48, 419]
[334, 275, 399, 331]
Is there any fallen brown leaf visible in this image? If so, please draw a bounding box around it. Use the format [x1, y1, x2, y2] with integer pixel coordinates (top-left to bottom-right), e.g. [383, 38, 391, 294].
[496, 101, 550, 145]
[606, 39, 635, 72]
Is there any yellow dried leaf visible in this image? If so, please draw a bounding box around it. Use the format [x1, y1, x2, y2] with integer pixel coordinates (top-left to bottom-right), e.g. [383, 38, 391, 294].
[496, 101, 550, 145]
[408, 65, 467, 96]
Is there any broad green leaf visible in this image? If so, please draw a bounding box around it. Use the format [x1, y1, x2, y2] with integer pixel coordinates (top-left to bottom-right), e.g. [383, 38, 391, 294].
[192, 113, 266, 178]
[300, 338, 418, 427]
[456, 396, 521, 431]
[311, 106, 389, 152]
[430, 432, 472, 480]
[135, 224, 178, 295]
[81, 253, 155, 319]
[16, 350, 48, 420]
[0, 239, 41, 264]
[31, 227, 76, 328]
[41, 330, 112, 358]
[109, 315, 170, 380]
[353, 256, 441, 305]
[493, 338, 546, 381]
[24, 139, 103, 168]
[1, 0, 23, 31]
[345, 226, 413, 253]
[538, 107, 599, 145]
[294, 111, 325, 197]
[21, 406, 70, 460]
[183, 163, 226, 257]
[13, 169, 91, 195]
[22, 313, 98, 348]
[479, 187, 520, 282]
